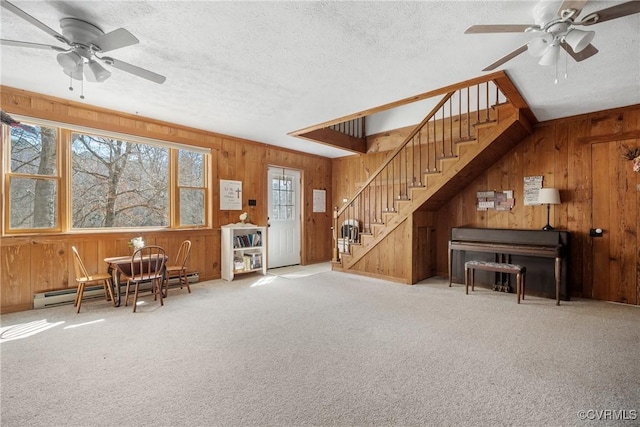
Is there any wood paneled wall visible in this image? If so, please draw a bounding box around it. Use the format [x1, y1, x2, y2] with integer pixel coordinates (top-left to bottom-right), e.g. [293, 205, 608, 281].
[1, 87, 333, 313]
[436, 105, 640, 303]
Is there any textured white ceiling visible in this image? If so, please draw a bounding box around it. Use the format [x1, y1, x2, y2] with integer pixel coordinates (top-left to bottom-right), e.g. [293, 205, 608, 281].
[1, 1, 639, 158]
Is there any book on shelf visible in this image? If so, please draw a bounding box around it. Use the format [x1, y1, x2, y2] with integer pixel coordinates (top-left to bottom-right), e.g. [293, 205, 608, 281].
[233, 231, 263, 248]
[244, 253, 262, 269]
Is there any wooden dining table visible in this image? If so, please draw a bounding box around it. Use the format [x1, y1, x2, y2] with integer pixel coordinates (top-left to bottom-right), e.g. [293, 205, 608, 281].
[104, 254, 167, 307]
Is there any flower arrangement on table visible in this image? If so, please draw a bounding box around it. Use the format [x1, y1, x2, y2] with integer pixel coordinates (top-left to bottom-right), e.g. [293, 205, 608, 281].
[129, 236, 145, 251]
[622, 146, 640, 174]
[239, 212, 250, 224]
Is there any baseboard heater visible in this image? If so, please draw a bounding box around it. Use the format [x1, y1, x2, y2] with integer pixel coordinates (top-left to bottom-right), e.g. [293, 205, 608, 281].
[33, 273, 200, 309]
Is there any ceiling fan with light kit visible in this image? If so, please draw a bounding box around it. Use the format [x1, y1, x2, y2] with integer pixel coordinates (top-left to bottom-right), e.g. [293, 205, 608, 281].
[465, 0, 640, 78]
[0, 0, 165, 97]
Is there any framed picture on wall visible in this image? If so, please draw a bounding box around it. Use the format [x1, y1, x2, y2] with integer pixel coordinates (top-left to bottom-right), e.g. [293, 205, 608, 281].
[220, 179, 242, 210]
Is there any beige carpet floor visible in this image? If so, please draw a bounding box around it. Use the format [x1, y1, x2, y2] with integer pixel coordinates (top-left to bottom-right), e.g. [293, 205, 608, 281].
[1, 266, 638, 427]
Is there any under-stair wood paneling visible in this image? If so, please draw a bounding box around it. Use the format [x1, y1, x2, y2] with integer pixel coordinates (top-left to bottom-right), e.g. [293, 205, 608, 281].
[1, 87, 333, 313]
[436, 104, 640, 305]
[413, 211, 437, 283]
[347, 219, 413, 283]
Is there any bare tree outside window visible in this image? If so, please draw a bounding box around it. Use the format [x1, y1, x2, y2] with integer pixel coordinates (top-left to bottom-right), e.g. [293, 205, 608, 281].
[178, 150, 205, 226]
[9, 125, 58, 229]
[71, 133, 169, 228]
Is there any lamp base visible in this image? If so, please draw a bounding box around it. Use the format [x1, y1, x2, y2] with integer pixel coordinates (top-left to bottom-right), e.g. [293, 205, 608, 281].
[542, 224, 554, 231]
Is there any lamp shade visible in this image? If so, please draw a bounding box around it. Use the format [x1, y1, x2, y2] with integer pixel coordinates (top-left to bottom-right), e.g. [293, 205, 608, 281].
[538, 44, 560, 66]
[63, 61, 83, 81]
[538, 188, 561, 205]
[565, 29, 595, 53]
[57, 51, 82, 72]
[84, 60, 111, 83]
[528, 34, 552, 57]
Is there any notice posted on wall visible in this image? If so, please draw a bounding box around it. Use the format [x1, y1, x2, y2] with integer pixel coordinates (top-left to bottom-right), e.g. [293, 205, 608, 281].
[524, 176, 543, 206]
[220, 179, 242, 210]
[476, 190, 514, 211]
[313, 189, 326, 213]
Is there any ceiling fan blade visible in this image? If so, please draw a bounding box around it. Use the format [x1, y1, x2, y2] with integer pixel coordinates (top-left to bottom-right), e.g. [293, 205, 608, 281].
[580, 1, 640, 25]
[1, 39, 67, 51]
[482, 45, 528, 71]
[1, 0, 69, 45]
[101, 57, 166, 84]
[465, 24, 532, 34]
[90, 28, 139, 53]
[561, 42, 598, 61]
[557, 0, 588, 17]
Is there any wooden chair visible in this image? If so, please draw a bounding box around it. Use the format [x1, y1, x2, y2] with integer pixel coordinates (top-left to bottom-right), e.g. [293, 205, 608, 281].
[164, 240, 192, 296]
[71, 246, 116, 313]
[124, 245, 167, 312]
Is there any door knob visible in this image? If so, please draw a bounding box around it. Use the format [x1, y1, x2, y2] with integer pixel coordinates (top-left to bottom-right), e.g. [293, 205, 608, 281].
[590, 228, 604, 237]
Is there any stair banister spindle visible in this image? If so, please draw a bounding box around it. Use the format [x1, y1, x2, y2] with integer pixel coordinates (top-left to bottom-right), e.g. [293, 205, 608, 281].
[440, 107, 445, 157]
[425, 117, 431, 172]
[396, 149, 401, 199]
[390, 156, 394, 211]
[458, 89, 462, 142]
[367, 185, 371, 228]
[373, 175, 377, 223]
[432, 114, 437, 169]
[476, 84, 480, 123]
[333, 206, 339, 262]
[467, 87, 471, 140]
[404, 145, 408, 197]
[385, 163, 390, 212]
[411, 135, 415, 186]
[486, 82, 490, 122]
[417, 130, 422, 185]
[449, 98, 454, 156]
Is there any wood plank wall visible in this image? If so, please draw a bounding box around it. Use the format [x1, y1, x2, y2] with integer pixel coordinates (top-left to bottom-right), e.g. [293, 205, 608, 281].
[0, 87, 333, 313]
[436, 105, 640, 303]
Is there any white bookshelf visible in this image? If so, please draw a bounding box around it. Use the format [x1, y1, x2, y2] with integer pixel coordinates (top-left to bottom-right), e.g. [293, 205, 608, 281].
[221, 223, 267, 281]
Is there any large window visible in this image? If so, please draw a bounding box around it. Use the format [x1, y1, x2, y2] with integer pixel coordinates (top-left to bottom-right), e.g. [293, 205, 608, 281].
[71, 132, 169, 228]
[3, 118, 209, 233]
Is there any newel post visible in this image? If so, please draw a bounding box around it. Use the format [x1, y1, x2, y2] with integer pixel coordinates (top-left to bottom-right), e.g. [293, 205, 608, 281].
[332, 206, 339, 262]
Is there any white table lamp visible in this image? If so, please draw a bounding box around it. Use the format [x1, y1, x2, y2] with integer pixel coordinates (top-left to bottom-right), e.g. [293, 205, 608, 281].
[538, 188, 561, 231]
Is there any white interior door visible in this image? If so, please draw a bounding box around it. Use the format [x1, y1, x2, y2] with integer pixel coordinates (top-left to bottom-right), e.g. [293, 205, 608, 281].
[267, 167, 301, 268]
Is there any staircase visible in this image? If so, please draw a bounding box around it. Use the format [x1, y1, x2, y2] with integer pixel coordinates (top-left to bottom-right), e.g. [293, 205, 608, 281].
[332, 74, 534, 281]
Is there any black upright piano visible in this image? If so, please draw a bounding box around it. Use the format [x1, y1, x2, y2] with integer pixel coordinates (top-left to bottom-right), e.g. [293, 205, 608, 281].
[448, 227, 570, 303]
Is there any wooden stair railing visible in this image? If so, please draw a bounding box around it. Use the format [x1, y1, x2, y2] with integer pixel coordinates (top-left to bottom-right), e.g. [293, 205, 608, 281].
[332, 75, 526, 265]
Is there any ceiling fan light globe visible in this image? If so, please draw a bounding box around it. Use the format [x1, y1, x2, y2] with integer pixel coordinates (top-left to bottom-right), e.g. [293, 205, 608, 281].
[63, 67, 83, 81]
[538, 44, 560, 65]
[56, 51, 82, 72]
[565, 29, 595, 53]
[527, 34, 552, 57]
[533, 0, 561, 25]
[85, 60, 111, 82]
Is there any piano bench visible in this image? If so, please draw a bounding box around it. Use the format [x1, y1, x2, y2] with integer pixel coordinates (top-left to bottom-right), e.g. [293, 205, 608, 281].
[464, 261, 527, 304]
